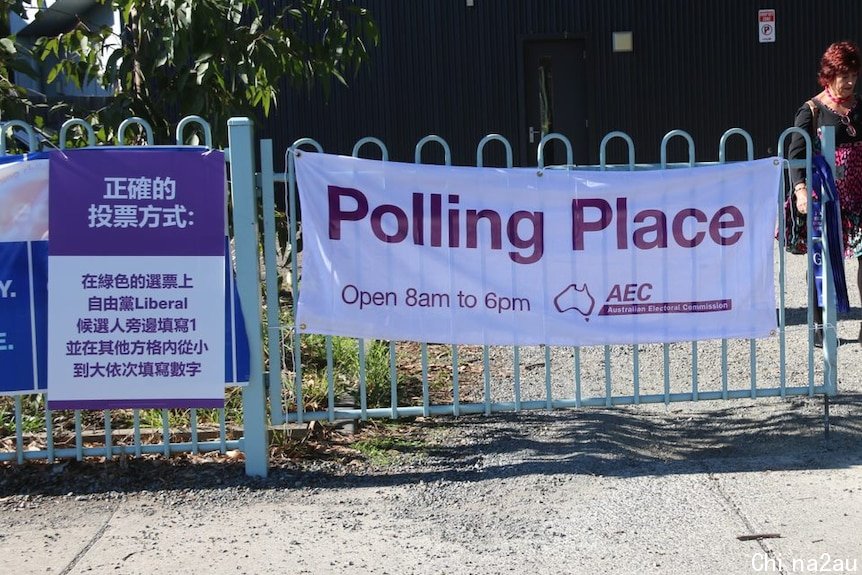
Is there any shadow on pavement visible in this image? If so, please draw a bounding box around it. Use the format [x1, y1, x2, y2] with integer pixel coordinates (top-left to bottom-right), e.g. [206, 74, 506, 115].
[2, 393, 860, 497]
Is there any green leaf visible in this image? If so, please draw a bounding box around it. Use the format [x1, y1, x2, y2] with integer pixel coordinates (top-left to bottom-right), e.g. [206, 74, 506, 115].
[2, 0, 378, 148]
[195, 61, 209, 84]
[45, 63, 62, 84]
[0, 37, 16, 55]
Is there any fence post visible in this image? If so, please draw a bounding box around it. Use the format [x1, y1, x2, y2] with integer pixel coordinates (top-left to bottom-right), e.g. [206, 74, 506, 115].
[819, 125, 839, 395]
[227, 118, 269, 477]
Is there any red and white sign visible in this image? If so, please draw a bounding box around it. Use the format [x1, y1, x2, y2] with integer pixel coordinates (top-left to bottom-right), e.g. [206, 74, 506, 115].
[759, 9, 775, 43]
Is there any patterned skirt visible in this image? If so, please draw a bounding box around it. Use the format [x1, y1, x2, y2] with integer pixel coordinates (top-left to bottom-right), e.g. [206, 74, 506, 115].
[834, 141, 862, 258]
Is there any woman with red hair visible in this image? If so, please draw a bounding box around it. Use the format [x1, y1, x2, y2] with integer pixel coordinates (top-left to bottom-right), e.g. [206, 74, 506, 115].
[789, 40, 862, 345]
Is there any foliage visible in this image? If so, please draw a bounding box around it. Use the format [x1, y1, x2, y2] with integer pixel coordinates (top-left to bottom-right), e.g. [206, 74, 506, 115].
[298, 333, 393, 410]
[292, 333, 477, 413]
[351, 434, 425, 466]
[0, 0, 40, 124]
[0, 395, 44, 436]
[3, 0, 378, 146]
[0, 389, 244, 439]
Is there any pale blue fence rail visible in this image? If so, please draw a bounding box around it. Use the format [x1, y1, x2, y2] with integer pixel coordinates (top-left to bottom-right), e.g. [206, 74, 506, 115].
[223, 119, 840, 448]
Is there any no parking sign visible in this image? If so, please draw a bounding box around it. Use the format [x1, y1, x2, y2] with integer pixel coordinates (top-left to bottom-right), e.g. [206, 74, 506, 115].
[759, 9, 775, 43]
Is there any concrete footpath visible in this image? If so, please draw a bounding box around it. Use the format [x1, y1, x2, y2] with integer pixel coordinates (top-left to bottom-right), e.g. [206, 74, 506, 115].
[1, 393, 860, 575]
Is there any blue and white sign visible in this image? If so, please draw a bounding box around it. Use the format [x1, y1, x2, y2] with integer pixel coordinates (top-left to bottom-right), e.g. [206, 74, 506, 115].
[0, 240, 48, 394]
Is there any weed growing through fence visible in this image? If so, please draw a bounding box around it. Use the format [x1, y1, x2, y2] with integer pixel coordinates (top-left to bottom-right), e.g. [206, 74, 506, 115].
[0, 396, 45, 436]
[279, 299, 489, 413]
[0, 387, 244, 447]
[296, 333, 393, 410]
[288, 329, 487, 413]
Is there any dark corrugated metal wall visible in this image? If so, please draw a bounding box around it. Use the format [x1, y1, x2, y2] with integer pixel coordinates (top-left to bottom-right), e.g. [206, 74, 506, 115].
[260, 0, 862, 168]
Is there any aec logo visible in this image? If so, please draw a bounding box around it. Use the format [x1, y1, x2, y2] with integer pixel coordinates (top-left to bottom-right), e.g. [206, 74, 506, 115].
[555, 283, 653, 321]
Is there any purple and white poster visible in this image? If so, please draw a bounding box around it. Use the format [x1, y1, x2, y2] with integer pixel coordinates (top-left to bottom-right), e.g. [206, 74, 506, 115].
[47, 149, 226, 409]
[295, 153, 782, 346]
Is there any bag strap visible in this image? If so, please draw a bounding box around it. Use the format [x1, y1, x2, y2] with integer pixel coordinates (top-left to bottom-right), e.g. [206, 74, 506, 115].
[806, 99, 820, 139]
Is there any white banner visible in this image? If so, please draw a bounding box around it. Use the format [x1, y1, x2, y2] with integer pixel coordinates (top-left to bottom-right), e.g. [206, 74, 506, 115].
[295, 153, 781, 346]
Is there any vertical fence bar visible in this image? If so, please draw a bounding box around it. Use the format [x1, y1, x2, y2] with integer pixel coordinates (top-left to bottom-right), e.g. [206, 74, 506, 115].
[663, 345, 671, 404]
[660, 132, 695, 406]
[573, 347, 581, 407]
[219, 408, 227, 454]
[453, 343, 463, 416]
[717, 339, 727, 403]
[819, 126, 839, 396]
[15, 396, 23, 464]
[775, 129, 800, 395]
[285, 141, 322, 424]
[161, 409, 170, 457]
[717, 342, 727, 402]
[749, 339, 757, 398]
[604, 347, 612, 407]
[421, 344, 430, 417]
[45, 405, 54, 463]
[74, 410, 83, 461]
[691, 343, 698, 401]
[516, 345, 521, 411]
[227, 118, 268, 477]
[353, 136, 390, 421]
[104, 411, 113, 460]
[544, 346, 553, 410]
[259, 139, 285, 425]
[389, 342, 399, 419]
[190, 408, 199, 454]
[778, 126, 818, 394]
[326, 337, 335, 422]
[133, 409, 142, 458]
[451, 345, 460, 415]
[476, 135, 513, 416]
[484, 350, 493, 415]
[414, 137, 450, 418]
[600, 134, 637, 409]
[358, 339, 369, 419]
[719, 130, 756, 401]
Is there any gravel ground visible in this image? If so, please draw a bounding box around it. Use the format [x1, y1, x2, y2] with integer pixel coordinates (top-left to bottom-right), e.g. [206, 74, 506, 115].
[1, 249, 861, 574]
[1, 391, 859, 574]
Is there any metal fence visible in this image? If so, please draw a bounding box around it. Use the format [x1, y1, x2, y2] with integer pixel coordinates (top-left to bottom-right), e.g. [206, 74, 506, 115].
[0, 117, 840, 478]
[0, 117, 250, 470]
[226, 120, 840, 443]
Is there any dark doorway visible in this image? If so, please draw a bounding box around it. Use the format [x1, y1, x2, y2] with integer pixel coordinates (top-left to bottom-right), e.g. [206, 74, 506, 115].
[521, 39, 588, 167]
